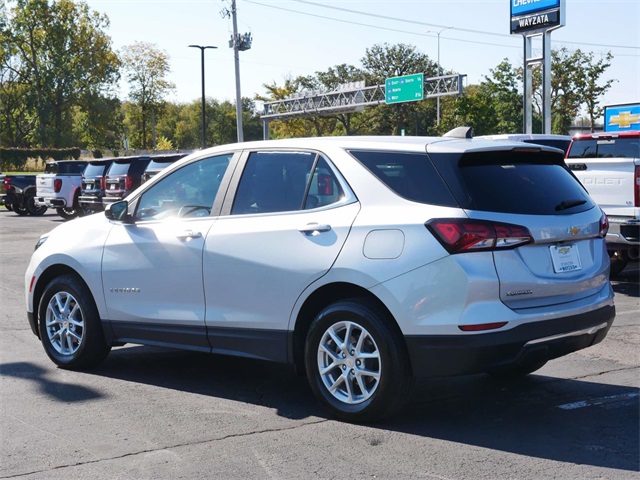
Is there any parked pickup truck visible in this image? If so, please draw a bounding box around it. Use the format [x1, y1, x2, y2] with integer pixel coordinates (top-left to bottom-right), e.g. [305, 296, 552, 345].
[565, 131, 640, 275]
[1, 173, 47, 216]
[35, 160, 88, 219]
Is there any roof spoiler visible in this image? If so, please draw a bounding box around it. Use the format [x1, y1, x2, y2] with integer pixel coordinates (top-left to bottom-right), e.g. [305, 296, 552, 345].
[443, 126, 473, 139]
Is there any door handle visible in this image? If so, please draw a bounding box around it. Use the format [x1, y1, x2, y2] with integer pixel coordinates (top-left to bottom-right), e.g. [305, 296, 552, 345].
[298, 223, 332, 236]
[176, 230, 202, 241]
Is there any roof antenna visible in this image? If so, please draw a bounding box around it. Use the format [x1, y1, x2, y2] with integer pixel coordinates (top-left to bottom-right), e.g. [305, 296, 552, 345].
[443, 126, 473, 139]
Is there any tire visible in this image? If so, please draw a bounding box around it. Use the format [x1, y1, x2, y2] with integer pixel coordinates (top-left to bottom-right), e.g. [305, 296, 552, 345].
[56, 206, 79, 220]
[14, 205, 28, 216]
[25, 194, 47, 216]
[304, 299, 413, 422]
[38, 274, 111, 370]
[488, 360, 547, 379]
[609, 249, 629, 277]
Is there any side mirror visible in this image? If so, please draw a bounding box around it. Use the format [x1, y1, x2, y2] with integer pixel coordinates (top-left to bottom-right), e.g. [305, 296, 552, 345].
[105, 200, 132, 223]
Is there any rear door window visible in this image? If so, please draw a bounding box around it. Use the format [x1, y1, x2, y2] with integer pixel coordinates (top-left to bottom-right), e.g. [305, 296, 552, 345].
[232, 151, 342, 214]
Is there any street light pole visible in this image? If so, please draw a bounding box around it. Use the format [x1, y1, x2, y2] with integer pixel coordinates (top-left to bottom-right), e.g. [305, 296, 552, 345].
[427, 27, 452, 126]
[189, 44, 217, 149]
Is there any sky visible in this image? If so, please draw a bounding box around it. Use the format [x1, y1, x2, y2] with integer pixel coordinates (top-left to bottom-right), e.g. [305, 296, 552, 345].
[81, 0, 639, 121]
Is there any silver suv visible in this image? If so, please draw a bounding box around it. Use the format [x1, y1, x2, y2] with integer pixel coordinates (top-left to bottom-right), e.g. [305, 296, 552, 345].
[25, 131, 615, 421]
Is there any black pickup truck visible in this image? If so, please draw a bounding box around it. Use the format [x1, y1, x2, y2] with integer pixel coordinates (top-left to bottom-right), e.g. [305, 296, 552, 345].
[0, 174, 47, 216]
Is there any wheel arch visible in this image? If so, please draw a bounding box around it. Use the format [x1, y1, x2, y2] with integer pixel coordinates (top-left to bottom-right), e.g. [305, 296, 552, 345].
[290, 282, 409, 375]
[32, 265, 91, 332]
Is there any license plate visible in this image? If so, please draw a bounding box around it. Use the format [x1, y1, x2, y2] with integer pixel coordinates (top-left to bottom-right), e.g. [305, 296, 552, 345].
[550, 244, 582, 273]
[110, 184, 117, 190]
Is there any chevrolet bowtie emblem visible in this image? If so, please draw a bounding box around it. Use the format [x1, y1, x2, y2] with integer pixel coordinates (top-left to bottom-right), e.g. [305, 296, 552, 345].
[608, 111, 640, 129]
[569, 226, 581, 235]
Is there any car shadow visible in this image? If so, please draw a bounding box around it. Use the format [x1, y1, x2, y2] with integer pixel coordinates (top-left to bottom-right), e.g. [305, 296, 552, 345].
[89, 345, 638, 473]
[0, 361, 104, 402]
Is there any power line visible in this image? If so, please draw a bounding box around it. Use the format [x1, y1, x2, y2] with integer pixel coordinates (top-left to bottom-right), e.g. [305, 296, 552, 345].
[288, 0, 640, 51]
[243, 0, 521, 50]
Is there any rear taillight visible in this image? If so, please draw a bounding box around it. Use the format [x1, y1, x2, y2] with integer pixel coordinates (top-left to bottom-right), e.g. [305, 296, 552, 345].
[54, 179, 62, 193]
[635, 165, 639, 208]
[426, 218, 534, 254]
[125, 175, 133, 190]
[4, 176, 11, 190]
[599, 212, 609, 238]
[98, 176, 105, 191]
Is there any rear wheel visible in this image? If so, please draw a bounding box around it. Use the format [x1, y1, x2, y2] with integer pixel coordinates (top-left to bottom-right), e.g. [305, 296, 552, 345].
[38, 274, 111, 370]
[25, 193, 47, 216]
[56, 206, 78, 220]
[305, 299, 413, 422]
[14, 205, 28, 216]
[609, 249, 629, 276]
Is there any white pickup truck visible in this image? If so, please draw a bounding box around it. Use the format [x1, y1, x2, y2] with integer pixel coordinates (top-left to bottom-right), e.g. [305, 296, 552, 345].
[35, 160, 88, 219]
[565, 131, 640, 275]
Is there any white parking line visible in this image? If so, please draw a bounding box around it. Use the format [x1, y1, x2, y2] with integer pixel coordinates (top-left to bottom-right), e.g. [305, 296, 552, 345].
[557, 392, 640, 410]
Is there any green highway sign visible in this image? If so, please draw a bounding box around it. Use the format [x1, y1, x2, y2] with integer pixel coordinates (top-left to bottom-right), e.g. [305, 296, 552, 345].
[385, 73, 424, 104]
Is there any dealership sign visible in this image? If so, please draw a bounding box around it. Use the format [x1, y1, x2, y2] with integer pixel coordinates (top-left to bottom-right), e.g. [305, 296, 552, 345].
[604, 103, 640, 132]
[511, 0, 565, 35]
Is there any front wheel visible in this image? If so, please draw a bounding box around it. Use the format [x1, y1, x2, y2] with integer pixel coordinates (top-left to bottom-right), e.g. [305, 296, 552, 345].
[38, 274, 111, 370]
[305, 299, 413, 422]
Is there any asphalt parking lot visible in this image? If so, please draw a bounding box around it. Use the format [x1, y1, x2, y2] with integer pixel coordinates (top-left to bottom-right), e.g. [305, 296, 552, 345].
[1, 210, 638, 479]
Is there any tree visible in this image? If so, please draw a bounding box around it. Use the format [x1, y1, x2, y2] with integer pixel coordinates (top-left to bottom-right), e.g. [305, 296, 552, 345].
[120, 41, 174, 149]
[1, 0, 120, 147]
[576, 51, 615, 132]
[361, 43, 438, 135]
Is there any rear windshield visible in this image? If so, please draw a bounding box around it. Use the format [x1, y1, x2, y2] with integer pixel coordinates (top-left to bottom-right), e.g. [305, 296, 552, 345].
[146, 160, 174, 171]
[349, 150, 458, 207]
[57, 162, 87, 174]
[83, 163, 109, 177]
[456, 152, 595, 215]
[108, 161, 131, 176]
[567, 137, 640, 158]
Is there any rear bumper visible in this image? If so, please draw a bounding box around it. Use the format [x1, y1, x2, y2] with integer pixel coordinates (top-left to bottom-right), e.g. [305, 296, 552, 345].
[78, 195, 104, 209]
[36, 197, 66, 208]
[606, 217, 640, 247]
[405, 304, 615, 377]
[103, 195, 125, 204]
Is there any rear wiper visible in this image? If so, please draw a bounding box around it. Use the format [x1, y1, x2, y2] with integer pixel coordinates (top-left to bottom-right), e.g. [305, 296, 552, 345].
[555, 199, 587, 211]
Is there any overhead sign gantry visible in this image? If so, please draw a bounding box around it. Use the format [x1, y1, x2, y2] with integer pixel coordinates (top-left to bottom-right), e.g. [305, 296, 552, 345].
[261, 73, 466, 139]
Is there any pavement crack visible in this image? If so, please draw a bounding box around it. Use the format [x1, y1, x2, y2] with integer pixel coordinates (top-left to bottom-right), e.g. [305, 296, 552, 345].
[1, 419, 329, 479]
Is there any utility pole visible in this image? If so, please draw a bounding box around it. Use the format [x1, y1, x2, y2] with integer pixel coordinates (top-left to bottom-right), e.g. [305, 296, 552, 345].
[427, 27, 452, 126]
[189, 44, 217, 149]
[224, 0, 252, 143]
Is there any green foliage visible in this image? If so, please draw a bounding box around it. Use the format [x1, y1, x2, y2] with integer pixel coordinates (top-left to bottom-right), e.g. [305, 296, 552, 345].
[155, 136, 173, 151]
[120, 41, 174, 149]
[1, 0, 120, 147]
[0, 147, 80, 170]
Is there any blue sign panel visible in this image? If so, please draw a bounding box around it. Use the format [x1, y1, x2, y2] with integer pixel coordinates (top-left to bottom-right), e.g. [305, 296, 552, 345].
[511, 0, 560, 17]
[605, 103, 640, 132]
